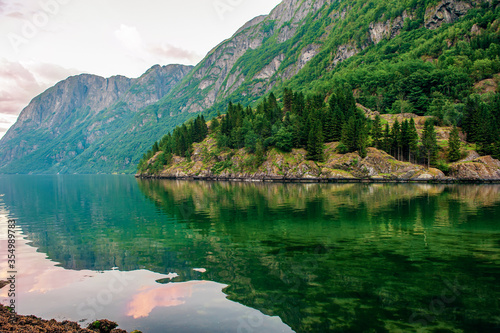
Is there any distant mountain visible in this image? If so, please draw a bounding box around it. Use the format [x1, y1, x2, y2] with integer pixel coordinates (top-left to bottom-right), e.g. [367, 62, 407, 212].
[0, 65, 192, 173]
[1, 0, 496, 174]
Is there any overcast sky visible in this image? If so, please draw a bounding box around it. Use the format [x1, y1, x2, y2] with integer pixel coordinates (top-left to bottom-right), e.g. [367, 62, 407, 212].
[0, 0, 282, 138]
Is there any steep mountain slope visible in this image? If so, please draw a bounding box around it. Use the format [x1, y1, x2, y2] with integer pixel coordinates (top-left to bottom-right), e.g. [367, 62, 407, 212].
[0, 64, 192, 174]
[153, 0, 495, 118]
[1, 0, 497, 174]
[154, 0, 335, 115]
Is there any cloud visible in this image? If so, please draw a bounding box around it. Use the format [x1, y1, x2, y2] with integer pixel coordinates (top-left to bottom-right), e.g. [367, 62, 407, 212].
[0, 59, 41, 115]
[0, 114, 17, 125]
[0, 58, 79, 116]
[0, 113, 19, 139]
[115, 24, 143, 49]
[149, 44, 202, 63]
[0, 0, 31, 19]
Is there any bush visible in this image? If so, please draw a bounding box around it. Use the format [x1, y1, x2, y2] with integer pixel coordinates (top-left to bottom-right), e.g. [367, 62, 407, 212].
[211, 160, 233, 175]
[435, 160, 451, 175]
[337, 143, 349, 154]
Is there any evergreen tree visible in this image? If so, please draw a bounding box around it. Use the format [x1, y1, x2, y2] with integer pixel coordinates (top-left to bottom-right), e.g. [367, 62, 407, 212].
[283, 88, 293, 113]
[341, 114, 368, 157]
[400, 120, 410, 161]
[462, 95, 484, 143]
[255, 140, 266, 165]
[275, 126, 294, 152]
[372, 115, 383, 149]
[331, 105, 345, 141]
[382, 123, 391, 153]
[408, 118, 419, 163]
[341, 117, 356, 153]
[391, 120, 401, 159]
[323, 107, 336, 142]
[307, 120, 324, 162]
[210, 117, 220, 132]
[153, 141, 160, 154]
[422, 119, 438, 168]
[292, 92, 305, 116]
[448, 126, 462, 162]
[244, 130, 259, 153]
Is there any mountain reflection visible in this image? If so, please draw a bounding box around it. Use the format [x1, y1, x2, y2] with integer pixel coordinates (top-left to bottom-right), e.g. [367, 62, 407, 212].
[1, 175, 499, 332]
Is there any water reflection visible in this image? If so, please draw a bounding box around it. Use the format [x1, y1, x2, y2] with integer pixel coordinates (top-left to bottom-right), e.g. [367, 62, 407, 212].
[0, 176, 499, 332]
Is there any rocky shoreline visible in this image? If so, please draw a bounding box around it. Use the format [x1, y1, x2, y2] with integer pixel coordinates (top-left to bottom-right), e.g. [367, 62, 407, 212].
[0, 305, 136, 333]
[137, 142, 500, 184]
[135, 174, 500, 184]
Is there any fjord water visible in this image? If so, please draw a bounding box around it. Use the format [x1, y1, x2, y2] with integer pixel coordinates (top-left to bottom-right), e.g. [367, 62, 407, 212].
[1, 176, 500, 332]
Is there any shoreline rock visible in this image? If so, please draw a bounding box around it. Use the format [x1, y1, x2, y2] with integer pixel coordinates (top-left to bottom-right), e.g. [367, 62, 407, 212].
[138, 145, 500, 184]
[0, 305, 133, 333]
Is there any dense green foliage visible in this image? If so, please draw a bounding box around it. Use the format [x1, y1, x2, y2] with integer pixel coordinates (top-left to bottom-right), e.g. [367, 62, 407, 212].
[462, 93, 500, 157]
[448, 126, 462, 162]
[135, 0, 500, 173]
[139, 86, 497, 174]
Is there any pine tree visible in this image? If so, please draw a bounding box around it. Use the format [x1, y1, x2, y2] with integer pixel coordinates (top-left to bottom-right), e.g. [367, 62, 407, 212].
[323, 107, 336, 142]
[391, 120, 401, 159]
[422, 119, 438, 168]
[307, 120, 324, 162]
[331, 104, 345, 141]
[340, 114, 368, 157]
[341, 117, 356, 153]
[211, 117, 220, 132]
[372, 115, 382, 149]
[400, 120, 410, 161]
[448, 126, 461, 162]
[153, 141, 160, 154]
[408, 118, 419, 163]
[283, 88, 293, 113]
[382, 123, 391, 153]
[292, 92, 305, 116]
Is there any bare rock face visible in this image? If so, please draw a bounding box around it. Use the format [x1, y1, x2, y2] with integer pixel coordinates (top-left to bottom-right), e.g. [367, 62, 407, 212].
[449, 156, 500, 180]
[425, 0, 473, 29]
[369, 11, 411, 44]
[169, 0, 336, 115]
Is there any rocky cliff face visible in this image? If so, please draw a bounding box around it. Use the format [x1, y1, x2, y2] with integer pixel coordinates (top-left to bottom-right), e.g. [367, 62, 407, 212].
[163, 0, 335, 115]
[425, 0, 474, 29]
[161, 0, 487, 117]
[0, 64, 192, 173]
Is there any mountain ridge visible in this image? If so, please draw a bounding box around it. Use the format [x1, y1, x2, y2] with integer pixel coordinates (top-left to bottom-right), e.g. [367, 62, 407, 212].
[0, 64, 192, 173]
[1, 0, 497, 174]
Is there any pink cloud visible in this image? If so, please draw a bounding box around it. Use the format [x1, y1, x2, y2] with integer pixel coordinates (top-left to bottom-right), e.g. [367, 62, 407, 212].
[150, 44, 201, 63]
[126, 281, 208, 319]
[0, 0, 28, 18]
[0, 59, 79, 116]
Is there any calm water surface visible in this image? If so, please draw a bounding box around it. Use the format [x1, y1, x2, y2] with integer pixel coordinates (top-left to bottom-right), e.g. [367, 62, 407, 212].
[0, 175, 499, 332]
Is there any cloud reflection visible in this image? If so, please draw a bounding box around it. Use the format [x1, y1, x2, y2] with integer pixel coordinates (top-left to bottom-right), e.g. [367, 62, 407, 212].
[126, 281, 209, 319]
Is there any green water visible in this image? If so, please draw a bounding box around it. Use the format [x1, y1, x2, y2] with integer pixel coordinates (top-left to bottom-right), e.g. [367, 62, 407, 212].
[1, 176, 500, 332]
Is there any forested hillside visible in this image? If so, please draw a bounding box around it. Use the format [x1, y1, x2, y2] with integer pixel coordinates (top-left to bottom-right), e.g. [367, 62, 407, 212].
[138, 0, 500, 179]
[137, 86, 499, 179]
[183, 0, 500, 118]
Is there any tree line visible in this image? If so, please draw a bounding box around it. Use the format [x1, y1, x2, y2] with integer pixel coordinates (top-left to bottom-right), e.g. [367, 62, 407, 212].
[139, 87, 499, 174]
